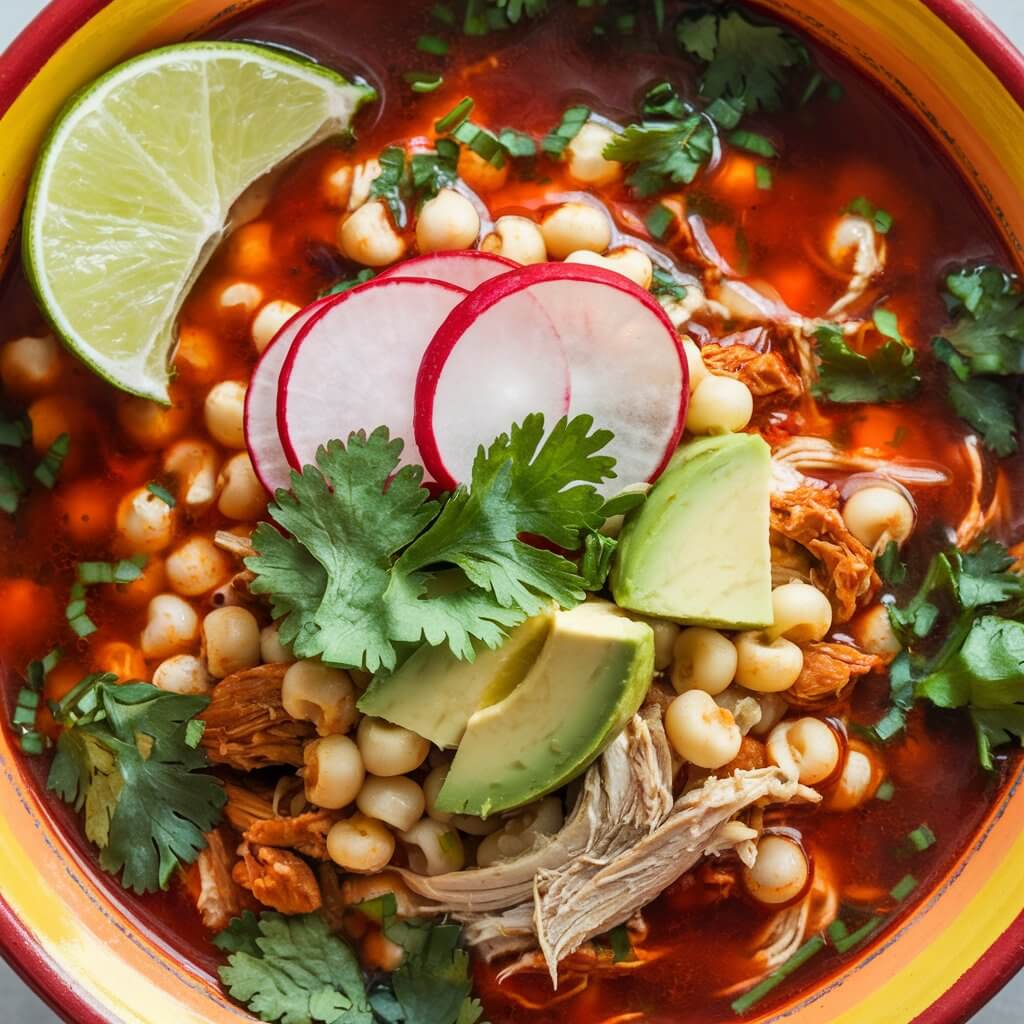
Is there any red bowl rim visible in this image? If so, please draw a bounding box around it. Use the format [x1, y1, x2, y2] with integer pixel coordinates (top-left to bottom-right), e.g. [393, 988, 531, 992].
[1, 1, 1024, 1022]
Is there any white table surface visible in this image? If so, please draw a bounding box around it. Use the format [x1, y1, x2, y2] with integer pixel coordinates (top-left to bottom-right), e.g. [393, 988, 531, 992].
[1, 0, 1022, 1021]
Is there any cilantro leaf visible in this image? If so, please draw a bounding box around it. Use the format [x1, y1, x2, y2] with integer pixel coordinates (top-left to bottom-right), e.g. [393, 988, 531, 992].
[370, 147, 410, 228]
[214, 912, 263, 956]
[931, 265, 1024, 455]
[604, 117, 714, 197]
[219, 912, 372, 1024]
[247, 416, 615, 672]
[48, 680, 224, 893]
[877, 540, 907, 585]
[939, 265, 1024, 375]
[812, 323, 920, 404]
[410, 139, 460, 201]
[579, 531, 617, 591]
[677, 10, 807, 113]
[972, 707, 1024, 770]
[386, 920, 474, 1024]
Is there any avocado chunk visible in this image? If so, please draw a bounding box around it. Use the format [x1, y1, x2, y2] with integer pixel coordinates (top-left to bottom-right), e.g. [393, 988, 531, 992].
[610, 432, 773, 629]
[436, 601, 654, 818]
[357, 607, 554, 748]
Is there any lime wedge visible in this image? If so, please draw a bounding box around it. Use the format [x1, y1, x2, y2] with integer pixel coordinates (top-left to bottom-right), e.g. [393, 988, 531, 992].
[24, 42, 375, 402]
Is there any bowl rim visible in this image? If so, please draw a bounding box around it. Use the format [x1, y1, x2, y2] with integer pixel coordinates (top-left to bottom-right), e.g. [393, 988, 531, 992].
[1, 2, 1024, 1023]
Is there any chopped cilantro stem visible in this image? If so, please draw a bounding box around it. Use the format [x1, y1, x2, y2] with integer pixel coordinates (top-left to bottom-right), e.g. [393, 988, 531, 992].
[431, 2, 456, 26]
[889, 874, 918, 902]
[730, 936, 825, 1015]
[826, 919, 849, 943]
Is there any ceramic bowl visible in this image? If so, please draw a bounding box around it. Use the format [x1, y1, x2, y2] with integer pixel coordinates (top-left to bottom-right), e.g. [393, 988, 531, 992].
[0, 1, 1023, 1022]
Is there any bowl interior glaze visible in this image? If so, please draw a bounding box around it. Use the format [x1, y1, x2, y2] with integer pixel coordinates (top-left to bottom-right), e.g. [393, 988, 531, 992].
[0, 2, 1023, 1023]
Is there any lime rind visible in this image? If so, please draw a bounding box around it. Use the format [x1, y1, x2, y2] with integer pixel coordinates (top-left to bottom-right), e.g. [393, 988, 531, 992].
[24, 42, 376, 403]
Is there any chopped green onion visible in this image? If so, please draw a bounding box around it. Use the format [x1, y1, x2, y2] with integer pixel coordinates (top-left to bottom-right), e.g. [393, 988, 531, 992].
[651, 267, 687, 301]
[542, 105, 590, 158]
[826, 919, 849, 944]
[452, 121, 506, 166]
[833, 916, 884, 954]
[890, 874, 918, 902]
[320, 269, 376, 298]
[801, 70, 824, 106]
[755, 165, 773, 190]
[77, 561, 115, 585]
[0, 416, 29, 448]
[355, 892, 398, 923]
[0, 462, 25, 515]
[642, 82, 686, 120]
[416, 34, 449, 56]
[872, 706, 906, 742]
[873, 307, 903, 342]
[652, 0, 665, 32]
[19, 732, 45, 755]
[146, 482, 176, 507]
[875, 779, 896, 801]
[845, 196, 893, 234]
[16, 688, 41, 710]
[497, 128, 537, 159]
[12, 705, 37, 727]
[69, 614, 98, 638]
[26, 648, 61, 691]
[607, 924, 634, 962]
[645, 203, 674, 240]
[907, 824, 936, 852]
[114, 556, 146, 584]
[615, 12, 636, 34]
[730, 936, 826, 1015]
[33, 432, 69, 489]
[435, 97, 474, 134]
[403, 70, 444, 93]
[184, 718, 206, 750]
[431, 2, 456, 25]
[827, 81, 845, 102]
[66, 581, 97, 638]
[729, 130, 778, 158]
[705, 96, 744, 129]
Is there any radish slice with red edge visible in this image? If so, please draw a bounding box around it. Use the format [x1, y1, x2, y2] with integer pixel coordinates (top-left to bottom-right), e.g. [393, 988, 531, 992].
[376, 250, 516, 291]
[416, 262, 687, 494]
[279, 277, 468, 476]
[245, 294, 336, 494]
[415, 275, 572, 489]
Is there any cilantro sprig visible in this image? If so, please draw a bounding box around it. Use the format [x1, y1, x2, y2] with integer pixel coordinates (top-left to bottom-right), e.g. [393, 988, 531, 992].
[877, 540, 1024, 766]
[216, 911, 484, 1024]
[676, 9, 809, 113]
[247, 414, 615, 673]
[48, 673, 224, 893]
[812, 323, 919, 404]
[932, 264, 1024, 456]
[604, 83, 715, 197]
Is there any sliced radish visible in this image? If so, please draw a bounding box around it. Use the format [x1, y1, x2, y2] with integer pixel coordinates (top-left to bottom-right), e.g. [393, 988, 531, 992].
[245, 295, 336, 494]
[377, 250, 516, 291]
[415, 278, 572, 489]
[416, 262, 687, 493]
[279, 277, 468, 475]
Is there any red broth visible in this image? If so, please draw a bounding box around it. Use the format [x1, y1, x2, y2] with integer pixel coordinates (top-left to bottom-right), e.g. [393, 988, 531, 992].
[0, 0, 1017, 1021]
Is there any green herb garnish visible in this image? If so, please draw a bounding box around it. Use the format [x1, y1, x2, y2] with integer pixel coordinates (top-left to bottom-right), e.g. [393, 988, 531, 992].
[877, 539, 907, 585]
[907, 824, 936, 852]
[435, 97, 474, 134]
[542, 105, 590, 158]
[417, 34, 450, 56]
[889, 874, 918, 902]
[845, 196, 893, 234]
[651, 266, 687, 301]
[875, 779, 895, 801]
[832, 917, 884, 954]
[247, 414, 615, 673]
[320, 269, 376, 298]
[755, 164, 773, 190]
[411, 139, 461, 199]
[728, 129, 776, 158]
[931, 264, 1024, 455]
[370, 146, 410, 227]
[812, 323, 919, 404]
[404, 70, 445, 93]
[677, 9, 809, 114]
[146, 482, 176, 507]
[605, 118, 714, 197]
[33, 432, 69, 488]
[0, 461, 25, 515]
[645, 203, 674, 240]
[730, 936, 825, 1015]
[48, 674, 224, 893]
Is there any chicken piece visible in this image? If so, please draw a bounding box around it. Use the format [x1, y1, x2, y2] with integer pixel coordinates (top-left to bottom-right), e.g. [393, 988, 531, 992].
[700, 342, 804, 415]
[233, 842, 322, 914]
[785, 642, 881, 710]
[772, 435, 950, 488]
[319, 863, 347, 933]
[201, 664, 315, 770]
[193, 827, 249, 932]
[770, 485, 879, 622]
[223, 782, 338, 859]
[722, 736, 768, 773]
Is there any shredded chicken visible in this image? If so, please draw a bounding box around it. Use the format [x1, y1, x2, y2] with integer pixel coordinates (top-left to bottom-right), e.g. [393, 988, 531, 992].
[786, 642, 881, 710]
[214, 529, 255, 559]
[773, 435, 950, 488]
[224, 782, 338, 859]
[700, 342, 804, 415]
[770, 485, 879, 622]
[233, 841, 322, 914]
[193, 827, 248, 932]
[408, 709, 817, 982]
[956, 436, 1007, 548]
[201, 664, 314, 770]
[826, 216, 887, 318]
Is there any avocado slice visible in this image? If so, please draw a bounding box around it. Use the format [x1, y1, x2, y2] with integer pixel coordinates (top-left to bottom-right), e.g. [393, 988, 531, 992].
[436, 602, 654, 818]
[357, 608, 554, 748]
[610, 432, 773, 629]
